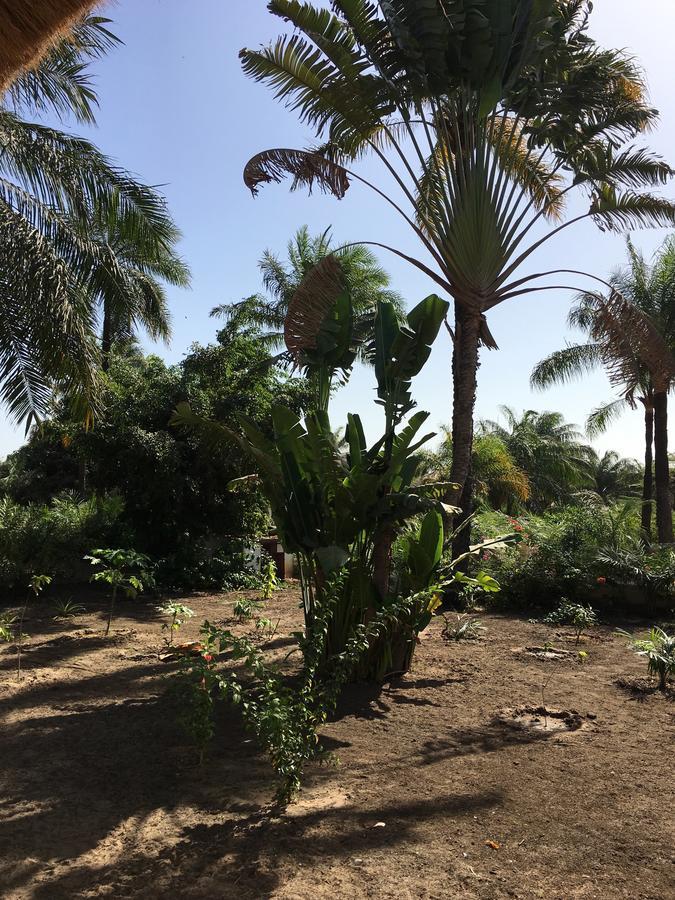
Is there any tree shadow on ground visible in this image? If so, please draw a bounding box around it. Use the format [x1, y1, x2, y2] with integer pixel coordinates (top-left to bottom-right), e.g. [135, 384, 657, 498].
[0, 673, 277, 898]
[28, 787, 503, 899]
[417, 717, 565, 766]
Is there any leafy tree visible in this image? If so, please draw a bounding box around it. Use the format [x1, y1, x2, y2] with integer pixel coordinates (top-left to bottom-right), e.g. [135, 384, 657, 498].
[214, 225, 403, 363]
[0, 14, 188, 425]
[0, 331, 310, 577]
[479, 407, 595, 510]
[240, 0, 675, 555]
[532, 237, 675, 541]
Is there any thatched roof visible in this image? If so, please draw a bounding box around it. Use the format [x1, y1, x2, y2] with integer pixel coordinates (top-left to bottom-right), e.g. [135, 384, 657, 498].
[0, 0, 99, 91]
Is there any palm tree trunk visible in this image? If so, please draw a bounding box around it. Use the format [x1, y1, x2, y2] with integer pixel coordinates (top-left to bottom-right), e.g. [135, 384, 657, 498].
[450, 302, 481, 560]
[101, 303, 113, 372]
[641, 401, 654, 541]
[653, 389, 673, 543]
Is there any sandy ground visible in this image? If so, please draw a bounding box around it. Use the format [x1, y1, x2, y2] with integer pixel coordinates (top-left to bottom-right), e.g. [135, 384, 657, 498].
[1, 586, 673, 899]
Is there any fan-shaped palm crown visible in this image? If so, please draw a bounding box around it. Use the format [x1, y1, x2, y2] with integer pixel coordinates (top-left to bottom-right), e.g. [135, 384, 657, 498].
[241, 1, 675, 506]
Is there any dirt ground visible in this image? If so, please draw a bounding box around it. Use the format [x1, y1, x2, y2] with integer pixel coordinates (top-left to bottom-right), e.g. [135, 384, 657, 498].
[1, 585, 673, 900]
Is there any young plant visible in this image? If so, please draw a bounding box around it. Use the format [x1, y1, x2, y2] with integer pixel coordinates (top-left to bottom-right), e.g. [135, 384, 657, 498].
[16, 574, 52, 678]
[255, 616, 280, 638]
[261, 556, 279, 601]
[441, 614, 486, 642]
[233, 597, 262, 622]
[0, 612, 17, 643]
[157, 601, 195, 646]
[544, 600, 597, 644]
[53, 598, 85, 619]
[617, 626, 675, 691]
[85, 548, 154, 637]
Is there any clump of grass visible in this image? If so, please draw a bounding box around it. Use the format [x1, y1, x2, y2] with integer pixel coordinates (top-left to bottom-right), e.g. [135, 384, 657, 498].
[441, 614, 486, 642]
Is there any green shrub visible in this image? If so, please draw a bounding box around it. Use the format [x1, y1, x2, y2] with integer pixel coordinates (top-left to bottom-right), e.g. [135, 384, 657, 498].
[543, 600, 597, 643]
[0, 493, 127, 590]
[617, 626, 675, 691]
[441, 614, 486, 641]
[475, 500, 643, 609]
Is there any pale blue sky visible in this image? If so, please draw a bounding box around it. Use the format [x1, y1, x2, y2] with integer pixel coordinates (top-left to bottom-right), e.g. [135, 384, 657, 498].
[2, 0, 674, 458]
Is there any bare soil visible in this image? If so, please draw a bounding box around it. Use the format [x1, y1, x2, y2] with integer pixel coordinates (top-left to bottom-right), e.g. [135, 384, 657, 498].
[1, 586, 673, 899]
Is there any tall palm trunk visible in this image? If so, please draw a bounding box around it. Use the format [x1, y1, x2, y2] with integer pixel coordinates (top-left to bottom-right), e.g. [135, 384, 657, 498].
[653, 388, 673, 543]
[101, 303, 113, 373]
[450, 302, 481, 559]
[641, 399, 654, 541]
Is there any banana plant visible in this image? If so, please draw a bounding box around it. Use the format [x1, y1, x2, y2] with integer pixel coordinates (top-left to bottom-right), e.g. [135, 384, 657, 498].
[174, 260, 459, 676]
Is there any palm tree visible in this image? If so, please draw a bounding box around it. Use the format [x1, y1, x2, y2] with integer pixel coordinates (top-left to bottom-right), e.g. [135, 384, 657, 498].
[532, 237, 675, 541]
[0, 15, 189, 424]
[590, 451, 641, 503]
[479, 407, 595, 510]
[423, 426, 530, 515]
[213, 225, 403, 360]
[240, 1, 675, 552]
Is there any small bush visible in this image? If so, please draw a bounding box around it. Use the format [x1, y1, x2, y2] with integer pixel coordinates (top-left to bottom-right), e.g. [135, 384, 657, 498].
[543, 600, 597, 643]
[617, 626, 675, 691]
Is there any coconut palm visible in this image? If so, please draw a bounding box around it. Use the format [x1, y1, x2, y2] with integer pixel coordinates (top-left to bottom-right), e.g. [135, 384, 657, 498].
[532, 237, 675, 541]
[212, 225, 403, 362]
[590, 451, 641, 503]
[479, 407, 595, 510]
[240, 1, 675, 551]
[0, 15, 189, 425]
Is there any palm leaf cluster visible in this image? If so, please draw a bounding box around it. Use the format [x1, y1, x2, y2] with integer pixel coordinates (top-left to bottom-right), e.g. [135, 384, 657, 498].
[240, 0, 675, 534]
[0, 15, 189, 428]
[479, 406, 595, 509]
[241, 1, 673, 310]
[532, 237, 675, 541]
[213, 226, 403, 367]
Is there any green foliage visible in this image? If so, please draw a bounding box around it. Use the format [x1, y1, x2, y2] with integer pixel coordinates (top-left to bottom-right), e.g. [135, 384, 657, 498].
[0, 612, 17, 643]
[0, 16, 188, 429]
[86, 548, 155, 636]
[479, 408, 596, 510]
[597, 540, 675, 604]
[53, 598, 86, 619]
[157, 601, 194, 645]
[173, 577, 440, 802]
[543, 600, 598, 643]
[0, 493, 126, 590]
[233, 597, 264, 622]
[422, 430, 531, 515]
[441, 614, 486, 642]
[476, 500, 647, 608]
[217, 226, 404, 365]
[174, 288, 453, 679]
[261, 555, 279, 601]
[617, 626, 675, 690]
[0, 334, 310, 587]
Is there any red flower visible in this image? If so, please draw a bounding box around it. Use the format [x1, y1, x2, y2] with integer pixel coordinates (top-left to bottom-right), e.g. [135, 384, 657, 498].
[203, 653, 213, 662]
[596, 576, 606, 585]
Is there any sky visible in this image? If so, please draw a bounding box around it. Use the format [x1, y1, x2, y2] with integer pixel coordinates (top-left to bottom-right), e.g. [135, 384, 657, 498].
[2, 0, 674, 459]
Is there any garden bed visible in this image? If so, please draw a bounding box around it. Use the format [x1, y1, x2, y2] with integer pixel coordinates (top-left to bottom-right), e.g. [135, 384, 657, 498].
[0, 587, 672, 899]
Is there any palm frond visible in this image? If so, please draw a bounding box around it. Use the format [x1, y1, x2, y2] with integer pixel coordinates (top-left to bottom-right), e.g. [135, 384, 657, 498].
[244, 148, 350, 198]
[530, 342, 602, 388]
[6, 16, 120, 125]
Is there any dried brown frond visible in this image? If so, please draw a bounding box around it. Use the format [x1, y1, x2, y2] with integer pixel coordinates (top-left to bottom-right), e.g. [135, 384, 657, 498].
[0, 0, 98, 92]
[243, 148, 350, 198]
[590, 290, 675, 395]
[284, 255, 344, 360]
